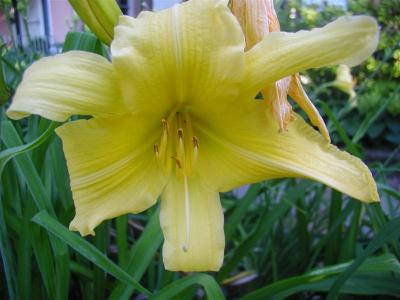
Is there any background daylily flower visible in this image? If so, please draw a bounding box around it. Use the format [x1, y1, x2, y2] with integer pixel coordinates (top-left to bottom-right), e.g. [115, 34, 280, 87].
[7, 0, 379, 272]
[333, 64, 357, 100]
[231, 0, 330, 141]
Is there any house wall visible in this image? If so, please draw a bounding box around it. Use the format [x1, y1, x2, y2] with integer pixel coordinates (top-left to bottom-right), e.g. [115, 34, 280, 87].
[48, 0, 75, 44]
[0, 12, 10, 43]
[0, 0, 183, 47]
[0, 0, 74, 47]
[26, 0, 46, 40]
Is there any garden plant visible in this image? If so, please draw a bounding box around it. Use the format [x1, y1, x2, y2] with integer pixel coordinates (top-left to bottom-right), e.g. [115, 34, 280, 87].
[0, 0, 399, 299]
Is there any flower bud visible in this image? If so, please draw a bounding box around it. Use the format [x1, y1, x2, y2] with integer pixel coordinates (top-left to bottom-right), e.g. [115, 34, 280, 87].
[68, 0, 122, 46]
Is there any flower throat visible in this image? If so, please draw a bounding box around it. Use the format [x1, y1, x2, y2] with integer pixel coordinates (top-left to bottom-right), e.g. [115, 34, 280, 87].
[154, 109, 198, 177]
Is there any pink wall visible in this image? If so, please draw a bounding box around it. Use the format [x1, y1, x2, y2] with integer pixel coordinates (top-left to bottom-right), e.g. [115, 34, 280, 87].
[0, 12, 11, 44]
[49, 0, 74, 44]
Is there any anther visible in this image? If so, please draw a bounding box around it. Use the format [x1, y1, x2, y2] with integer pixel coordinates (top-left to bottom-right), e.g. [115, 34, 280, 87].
[177, 128, 183, 140]
[192, 136, 199, 164]
[172, 156, 182, 169]
[192, 136, 199, 148]
[154, 144, 159, 156]
[162, 119, 169, 133]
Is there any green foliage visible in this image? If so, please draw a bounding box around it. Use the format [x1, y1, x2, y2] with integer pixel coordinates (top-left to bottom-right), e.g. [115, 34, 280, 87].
[279, 0, 400, 148]
[0, 3, 399, 300]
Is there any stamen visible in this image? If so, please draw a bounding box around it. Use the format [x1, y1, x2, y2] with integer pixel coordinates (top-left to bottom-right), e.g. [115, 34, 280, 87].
[182, 174, 190, 252]
[154, 144, 159, 156]
[162, 119, 169, 133]
[171, 156, 182, 169]
[177, 128, 183, 140]
[155, 110, 199, 176]
[192, 136, 199, 164]
[192, 136, 199, 148]
[177, 128, 185, 171]
[159, 119, 169, 162]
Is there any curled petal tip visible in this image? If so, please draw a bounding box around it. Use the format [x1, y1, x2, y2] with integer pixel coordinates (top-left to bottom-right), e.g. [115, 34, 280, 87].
[69, 218, 95, 236]
[328, 15, 380, 67]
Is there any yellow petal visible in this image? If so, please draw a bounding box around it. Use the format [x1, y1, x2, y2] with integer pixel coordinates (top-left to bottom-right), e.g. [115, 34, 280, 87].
[262, 76, 294, 132]
[111, 0, 244, 119]
[288, 74, 330, 142]
[243, 16, 379, 97]
[7, 51, 127, 122]
[56, 115, 167, 236]
[195, 100, 379, 203]
[69, 0, 122, 45]
[160, 175, 224, 272]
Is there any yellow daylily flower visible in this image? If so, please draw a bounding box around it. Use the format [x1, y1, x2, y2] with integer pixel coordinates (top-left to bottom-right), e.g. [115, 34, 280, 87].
[231, 0, 330, 141]
[7, 0, 379, 272]
[68, 0, 122, 45]
[333, 64, 357, 100]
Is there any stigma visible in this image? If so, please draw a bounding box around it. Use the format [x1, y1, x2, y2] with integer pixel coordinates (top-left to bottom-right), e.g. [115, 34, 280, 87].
[154, 109, 199, 177]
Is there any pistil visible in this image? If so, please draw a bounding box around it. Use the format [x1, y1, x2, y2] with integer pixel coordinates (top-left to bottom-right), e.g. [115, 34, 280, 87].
[182, 174, 190, 252]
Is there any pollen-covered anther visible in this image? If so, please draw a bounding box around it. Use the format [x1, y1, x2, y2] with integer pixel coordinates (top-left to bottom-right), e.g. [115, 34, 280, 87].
[154, 144, 159, 156]
[192, 136, 199, 164]
[177, 128, 184, 140]
[162, 118, 169, 133]
[192, 136, 199, 148]
[172, 156, 182, 169]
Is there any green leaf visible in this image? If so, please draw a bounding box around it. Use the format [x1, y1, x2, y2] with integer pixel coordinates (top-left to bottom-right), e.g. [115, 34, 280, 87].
[0, 59, 10, 105]
[0, 121, 58, 177]
[217, 182, 308, 281]
[116, 215, 128, 267]
[224, 184, 262, 240]
[109, 207, 163, 300]
[32, 211, 152, 297]
[1, 120, 69, 299]
[150, 273, 224, 300]
[93, 223, 109, 300]
[219, 200, 291, 280]
[327, 217, 400, 300]
[320, 102, 360, 156]
[1, 121, 54, 213]
[352, 86, 400, 144]
[0, 194, 18, 300]
[378, 183, 400, 201]
[242, 254, 400, 300]
[308, 201, 356, 269]
[339, 202, 362, 261]
[63, 31, 106, 56]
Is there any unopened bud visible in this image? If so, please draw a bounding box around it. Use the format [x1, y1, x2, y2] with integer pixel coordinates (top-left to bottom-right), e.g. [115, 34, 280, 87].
[68, 0, 122, 45]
